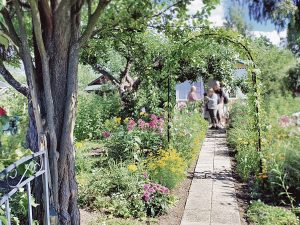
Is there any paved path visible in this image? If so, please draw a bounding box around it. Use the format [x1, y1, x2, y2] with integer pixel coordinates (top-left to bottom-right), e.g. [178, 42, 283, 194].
[181, 130, 241, 225]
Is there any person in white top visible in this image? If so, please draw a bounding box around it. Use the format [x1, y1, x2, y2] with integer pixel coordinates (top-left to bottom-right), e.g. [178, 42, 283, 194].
[205, 88, 218, 129]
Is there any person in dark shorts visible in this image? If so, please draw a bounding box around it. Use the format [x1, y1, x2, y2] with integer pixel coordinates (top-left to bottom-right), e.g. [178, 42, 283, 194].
[205, 88, 218, 129]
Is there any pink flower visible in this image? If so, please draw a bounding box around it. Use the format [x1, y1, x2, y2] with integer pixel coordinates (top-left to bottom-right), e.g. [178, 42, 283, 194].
[149, 120, 158, 129]
[149, 188, 155, 193]
[143, 192, 150, 202]
[162, 187, 169, 193]
[143, 184, 150, 190]
[102, 131, 111, 138]
[150, 114, 158, 121]
[279, 115, 292, 128]
[177, 102, 186, 109]
[128, 119, 136, 131]
[138, 119, 149, 130]
[143, 172, 148, 179]
[0, 107, 7, 117]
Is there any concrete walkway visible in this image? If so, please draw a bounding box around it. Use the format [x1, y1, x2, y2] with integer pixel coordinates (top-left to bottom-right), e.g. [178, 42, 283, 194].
[181, 130, 241, 225]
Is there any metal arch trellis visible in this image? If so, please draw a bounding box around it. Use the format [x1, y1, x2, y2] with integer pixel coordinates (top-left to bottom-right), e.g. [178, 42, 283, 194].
[167, 30, 263, 171]
[0, 150, 50, 225]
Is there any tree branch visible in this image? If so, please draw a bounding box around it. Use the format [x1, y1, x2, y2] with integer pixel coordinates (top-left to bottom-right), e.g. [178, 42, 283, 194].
[92, 64, 120, 86]
[78, 0, 111, 46]
[120, 57, 132, 80]
[183, 32, 255, 62]
[0, 61, 29, 97]
[0, 8, 22, 47]
[152, 0, 184, 18]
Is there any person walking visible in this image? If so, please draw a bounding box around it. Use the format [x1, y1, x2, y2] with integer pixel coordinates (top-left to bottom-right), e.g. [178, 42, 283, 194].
[205, 88, 218, 129]
[213, 81, 226, 127]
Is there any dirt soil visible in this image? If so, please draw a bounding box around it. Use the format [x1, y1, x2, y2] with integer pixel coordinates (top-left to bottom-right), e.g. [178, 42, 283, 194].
[228, 148, 250, 225]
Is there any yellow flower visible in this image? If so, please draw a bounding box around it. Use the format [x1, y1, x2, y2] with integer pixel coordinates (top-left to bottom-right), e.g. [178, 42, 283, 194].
[115, 117, 121, 124]
[127, 164, 138, 173]
[75, 142, 83, 149]
[124, 117, 129, 123]
[139, 112, 145, 116]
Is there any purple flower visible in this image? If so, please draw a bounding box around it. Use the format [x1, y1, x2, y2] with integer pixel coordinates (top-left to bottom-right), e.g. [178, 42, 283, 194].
[144, 184, 150, 190]
[149, 188, 155, 193]
[102, 131, 111, 138]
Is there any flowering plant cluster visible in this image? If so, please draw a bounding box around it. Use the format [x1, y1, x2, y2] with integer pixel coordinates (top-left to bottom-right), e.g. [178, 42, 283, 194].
[278, 113, 300, 136]
[148, 148, 186, 189]
[278, 112, 300, 128]
[142, 182, 169, 202]
[0, 107, 8, 132]
[0, 107, 7, 117]
[142, 181, 173, 217]
[127, 113, 164, 133]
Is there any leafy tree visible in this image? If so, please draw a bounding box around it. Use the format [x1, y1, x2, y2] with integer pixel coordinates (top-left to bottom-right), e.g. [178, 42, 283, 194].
[0, 0, 221, 222]
[0, 0, 112, 224]
[240, 0, 298, 53]
[250, 37, 297, 96]
[224, 4, 253, 36]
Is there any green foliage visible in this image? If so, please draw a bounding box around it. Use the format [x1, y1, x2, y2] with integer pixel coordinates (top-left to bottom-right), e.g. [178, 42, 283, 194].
[78, 161, 147, 218]
[250, 38, 297, 96]
[77, 64, 99, 91]
[147, 148, 186, 189]
[75, 92, 121, 140]
[228, 96, 300, 206]
[0, 188, 39, 225]
[171, 110, 208, 166]
[224, 4, 253, 36]
[247, 201, 299, 225]
[286, 64, 300, 93]
[0, 91, 28, 170]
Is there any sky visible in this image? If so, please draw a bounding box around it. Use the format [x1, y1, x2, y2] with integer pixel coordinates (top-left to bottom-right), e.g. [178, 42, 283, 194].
[187, 0, 287, 46]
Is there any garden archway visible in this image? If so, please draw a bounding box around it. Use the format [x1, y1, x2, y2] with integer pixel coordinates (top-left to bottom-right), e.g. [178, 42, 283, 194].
[167, 29, 263, 172]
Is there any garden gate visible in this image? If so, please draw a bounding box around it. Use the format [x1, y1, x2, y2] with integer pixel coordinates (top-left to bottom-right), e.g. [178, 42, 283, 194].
[0, 150, 50, 225]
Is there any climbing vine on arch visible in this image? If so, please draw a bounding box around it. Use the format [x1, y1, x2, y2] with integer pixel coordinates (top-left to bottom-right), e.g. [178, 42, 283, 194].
[167, 27, 265, 173]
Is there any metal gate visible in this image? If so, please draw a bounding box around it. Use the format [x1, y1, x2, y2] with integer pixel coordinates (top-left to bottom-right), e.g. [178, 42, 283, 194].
[0, 151, 50, 225]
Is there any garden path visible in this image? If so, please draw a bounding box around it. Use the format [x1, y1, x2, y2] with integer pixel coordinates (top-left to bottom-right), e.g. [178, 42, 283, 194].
[180, 129, 242, 225]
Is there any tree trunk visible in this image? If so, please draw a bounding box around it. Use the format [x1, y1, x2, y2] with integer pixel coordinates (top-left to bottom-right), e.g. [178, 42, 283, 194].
[1, 0, 111, 223]
[29, 1, 81, 223]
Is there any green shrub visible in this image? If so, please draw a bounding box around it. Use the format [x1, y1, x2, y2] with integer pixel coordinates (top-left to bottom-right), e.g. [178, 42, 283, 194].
[78, 161, 146, 218]
[228, 96, 300, 206]
[247, 201, 299, 225]
[75, 92, 121, 140]
[171, 110, 208, 166]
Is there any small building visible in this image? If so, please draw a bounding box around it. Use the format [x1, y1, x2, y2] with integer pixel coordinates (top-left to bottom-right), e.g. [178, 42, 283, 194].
[84, 75, 116, 97]
[176, 78, 205, 103]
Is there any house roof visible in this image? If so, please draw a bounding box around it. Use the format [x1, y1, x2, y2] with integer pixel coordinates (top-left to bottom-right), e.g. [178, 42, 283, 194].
[88, 75, 110, 86]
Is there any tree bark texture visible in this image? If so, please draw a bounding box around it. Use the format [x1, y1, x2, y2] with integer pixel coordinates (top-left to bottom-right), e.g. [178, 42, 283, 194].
[30, 1, 82, 223]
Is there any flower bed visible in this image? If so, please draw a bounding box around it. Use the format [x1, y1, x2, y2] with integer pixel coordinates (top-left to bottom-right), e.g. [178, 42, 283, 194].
[227, 96, 300, 224]
[77, 110, 208, 219]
